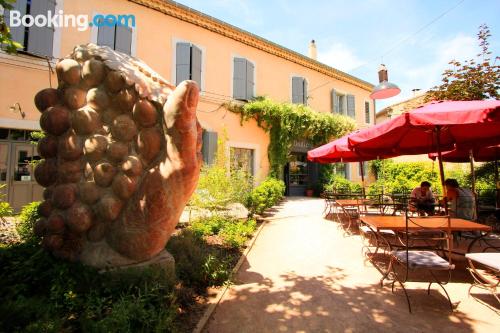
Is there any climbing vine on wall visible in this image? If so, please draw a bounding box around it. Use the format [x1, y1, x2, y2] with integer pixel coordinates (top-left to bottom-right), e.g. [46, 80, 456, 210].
[227, 97, 356, 177]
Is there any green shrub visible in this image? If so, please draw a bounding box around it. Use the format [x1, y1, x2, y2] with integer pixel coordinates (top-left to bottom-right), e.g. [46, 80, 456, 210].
[324, 174, 362, 194]
[190, 215, 229, 237]
[166, 230, 233, 291]
[219, 219, 257, 248]
[247, 177, 285, 214]
[0, 184, 13, 219]
[0, 242, 178, 332]
[16, 201, 41, 244]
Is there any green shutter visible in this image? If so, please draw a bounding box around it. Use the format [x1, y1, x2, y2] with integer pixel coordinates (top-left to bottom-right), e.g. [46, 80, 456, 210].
[4, 0, 27, 49]
[191, 44, 202, 88]
[292, 77, 303, 104]
[97, 20, 115, 49]
[331, 89, 337, 114]
[233, 58, 246, 100]
[115, 25, 132, 55]
[303, 79, 308, 105]
[347, 95, 355, 118]
[27, 0, 55, 56]
[202, 130, 218, 165]
[365, 101, 370, 123]
[246, 60, 255, 100]
[176, 42, 190, 85]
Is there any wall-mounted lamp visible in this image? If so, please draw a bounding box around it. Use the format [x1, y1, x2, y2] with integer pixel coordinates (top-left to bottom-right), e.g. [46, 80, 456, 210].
[370, 64, 401, 100]
[9, 102, 25, 119]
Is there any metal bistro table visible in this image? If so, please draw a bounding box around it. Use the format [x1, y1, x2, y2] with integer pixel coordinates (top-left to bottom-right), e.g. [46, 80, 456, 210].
[359, 215, 493, 284]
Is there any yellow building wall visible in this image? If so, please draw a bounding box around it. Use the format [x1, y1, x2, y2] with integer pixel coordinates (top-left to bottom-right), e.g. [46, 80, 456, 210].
[0, 0, 374, 184]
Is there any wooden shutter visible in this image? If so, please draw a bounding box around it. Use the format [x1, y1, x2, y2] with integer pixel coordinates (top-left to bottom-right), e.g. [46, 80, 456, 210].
[347, 94, 355, 118]
[4, 0, 27, 48]
[292, 77, 303, 104]
[26, 0, 55, 56]
[202, 130, 218, 165]
[191, 44, 202, 88]
[175, 42, 190, 85]
[365, 101, 370, 123]
[246, 60, 254, 100]
[331, 89, 338, 114]
[303, 79, 308, 105]
[97, 21, 115, 49]
[344, 163, 351, 180]
[115, 25, 132, 55]
[233, 58, 246, 100]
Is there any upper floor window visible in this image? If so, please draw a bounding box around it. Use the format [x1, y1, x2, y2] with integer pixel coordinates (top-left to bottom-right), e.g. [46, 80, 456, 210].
[292, 76, 308, 104]
[176, 42, 202, 88]
[331, 89, 355, 119]
[3, 0, 56, 57]
[365, 101, 371, 123]
[233, 57, 254, 101]
[97, 21, 132, 55]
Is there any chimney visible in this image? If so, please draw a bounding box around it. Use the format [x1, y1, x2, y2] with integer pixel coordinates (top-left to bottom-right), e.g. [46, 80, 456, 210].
[308, 40, 317, 60]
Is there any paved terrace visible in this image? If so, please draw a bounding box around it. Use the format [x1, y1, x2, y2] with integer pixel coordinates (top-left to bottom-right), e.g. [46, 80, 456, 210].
[206, 197, 499, 333]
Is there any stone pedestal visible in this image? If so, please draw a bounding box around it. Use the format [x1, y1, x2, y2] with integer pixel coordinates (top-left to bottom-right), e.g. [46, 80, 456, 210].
[101, 250, 176, 282]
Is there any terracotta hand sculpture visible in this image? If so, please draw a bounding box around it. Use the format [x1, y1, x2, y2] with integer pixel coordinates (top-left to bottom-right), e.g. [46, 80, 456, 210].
[33, 44, 202, 268]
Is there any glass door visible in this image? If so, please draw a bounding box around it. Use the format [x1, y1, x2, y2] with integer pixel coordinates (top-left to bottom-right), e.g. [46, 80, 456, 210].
[8, 143, 43, 212]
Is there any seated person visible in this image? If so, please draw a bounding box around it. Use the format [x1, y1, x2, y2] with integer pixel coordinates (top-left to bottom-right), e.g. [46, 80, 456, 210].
[410, 181, 436, 216]
[444, 178, 476, 220]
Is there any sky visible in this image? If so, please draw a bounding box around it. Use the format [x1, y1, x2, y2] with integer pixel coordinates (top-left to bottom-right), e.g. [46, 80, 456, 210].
[173, 0, 500, 112]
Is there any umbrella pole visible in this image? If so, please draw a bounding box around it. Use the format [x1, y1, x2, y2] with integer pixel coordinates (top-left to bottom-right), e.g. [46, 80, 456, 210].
[435, 127, 447, 214]
[469, 150, 476, 195]
[495, 159, 499, 209]
[469, 150, 479, 220]
[359, 161, 366, 197]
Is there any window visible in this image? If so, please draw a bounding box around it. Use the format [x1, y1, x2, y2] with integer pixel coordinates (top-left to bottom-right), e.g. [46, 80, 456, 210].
[332, 162, 350, 180]
[201, 130, 217, 165]
[3, 0, 56, 57]
[292, 77, 308, 104]
[365, 101, 371, 123]
[331, 89, 355, 119]
[97, 21, 132, 55]
[176, 42, 202, 88]
[230, 147, 254, 176]
[358, 161, 368, 177]
[289, 153, 308, 185]
[233, 57, 255, 100]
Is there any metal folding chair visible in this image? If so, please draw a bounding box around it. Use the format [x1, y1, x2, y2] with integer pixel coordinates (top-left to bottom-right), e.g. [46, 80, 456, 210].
[386, 214, 456, 313]
[465, 252, 500, 305]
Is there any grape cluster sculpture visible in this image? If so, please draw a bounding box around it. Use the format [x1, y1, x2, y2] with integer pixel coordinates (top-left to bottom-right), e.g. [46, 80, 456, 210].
[33, 44, 202, 268]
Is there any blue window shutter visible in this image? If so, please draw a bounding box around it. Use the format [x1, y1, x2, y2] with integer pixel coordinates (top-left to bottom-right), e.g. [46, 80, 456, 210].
[202, 130, 218, 165]
[115, 25, 132, 55]
[233, 57, 246, 100]
[246, 60, 254, 100]
[292, 77, 303, 104]
[191, 44, 202, 88]
[365, 101, 370, 123]
[347, 94, 355, 118]
[97, 21, 115, 49]
[4, 0, 28, 49]
[176, 42, 191, 85]
[345, 163, 351, 180]
[331, 89, 338, 114]
[27, 0, 55, 56]
[303, 79, 308, 105]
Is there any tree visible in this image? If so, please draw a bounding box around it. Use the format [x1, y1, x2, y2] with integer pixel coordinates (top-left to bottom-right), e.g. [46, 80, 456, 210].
[0, 0, 22, 53]
[426, 24, 499, 101]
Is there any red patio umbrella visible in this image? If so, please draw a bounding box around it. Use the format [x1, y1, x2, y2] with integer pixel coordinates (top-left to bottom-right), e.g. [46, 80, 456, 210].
[307, 136, 397, 195]
[307, 136, 397, 163]
[348, 100, 500, 192]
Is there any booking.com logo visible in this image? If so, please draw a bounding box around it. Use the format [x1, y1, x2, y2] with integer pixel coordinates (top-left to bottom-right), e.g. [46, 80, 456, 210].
[8, 10, 135, 31]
